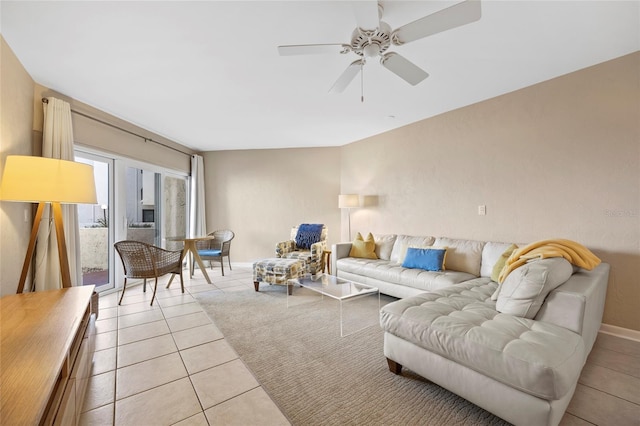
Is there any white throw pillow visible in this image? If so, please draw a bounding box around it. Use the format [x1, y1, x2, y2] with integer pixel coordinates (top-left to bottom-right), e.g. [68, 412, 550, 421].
[480, 241, 517, 278]
[433, 237, 485, 276]
[389, 235, 435, 264]
[496, 258, 573, 319]
[374, 234, 397, 261]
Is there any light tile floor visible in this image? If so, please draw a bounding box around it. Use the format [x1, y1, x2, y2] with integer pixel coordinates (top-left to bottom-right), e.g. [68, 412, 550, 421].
[80, 266, 290, 426]
[80, 265, 640, 426]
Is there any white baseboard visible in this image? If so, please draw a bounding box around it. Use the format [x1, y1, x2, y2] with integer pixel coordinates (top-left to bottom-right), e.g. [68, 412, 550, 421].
[600, 323, 640, 342]
[189, 262, 254, 270]
[231, 262, 254, 268]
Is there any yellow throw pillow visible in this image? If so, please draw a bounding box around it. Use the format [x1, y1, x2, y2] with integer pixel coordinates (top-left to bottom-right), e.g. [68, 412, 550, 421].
[432, 246, 448, 270]
[491, 244, 518, 282]
[349, 232, 378, 259]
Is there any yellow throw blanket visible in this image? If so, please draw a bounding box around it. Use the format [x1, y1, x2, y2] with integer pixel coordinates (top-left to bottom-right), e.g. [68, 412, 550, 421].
[498, 238, 601, 283]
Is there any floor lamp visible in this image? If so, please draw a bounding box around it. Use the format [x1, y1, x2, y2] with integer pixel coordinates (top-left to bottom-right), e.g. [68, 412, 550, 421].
[0, 156, 97, 293]
[338, 194, 360, 240]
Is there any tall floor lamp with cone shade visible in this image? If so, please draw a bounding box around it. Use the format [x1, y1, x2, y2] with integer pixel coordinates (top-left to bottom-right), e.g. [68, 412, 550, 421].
[338, 194, 360, 240]
[0, 155, 97, 293]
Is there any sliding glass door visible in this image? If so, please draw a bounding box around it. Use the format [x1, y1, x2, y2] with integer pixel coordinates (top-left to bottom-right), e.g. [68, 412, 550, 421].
[75, 148, 189, 293]
[164, 174, 188, 252]
[125, 167, 160, 246]
[123, 167, 188, 251]
[76, 152, 114, 291]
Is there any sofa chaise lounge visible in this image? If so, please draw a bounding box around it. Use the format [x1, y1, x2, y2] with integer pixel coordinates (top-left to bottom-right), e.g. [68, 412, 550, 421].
[332, 234, 609, 426]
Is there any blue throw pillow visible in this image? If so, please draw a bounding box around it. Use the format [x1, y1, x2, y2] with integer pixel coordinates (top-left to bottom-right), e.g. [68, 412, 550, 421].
[295, 224, 323, 249]
[402, 247, 446, 271]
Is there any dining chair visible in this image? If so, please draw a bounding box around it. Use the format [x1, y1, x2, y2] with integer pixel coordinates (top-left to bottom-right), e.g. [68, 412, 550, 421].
[191, 229, 235, 276]
[114, 240, 184, 306]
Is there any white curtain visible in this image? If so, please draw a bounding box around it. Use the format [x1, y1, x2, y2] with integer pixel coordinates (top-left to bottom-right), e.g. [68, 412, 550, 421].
[189, 154, 206, 238]
[34, 97, 82, 291]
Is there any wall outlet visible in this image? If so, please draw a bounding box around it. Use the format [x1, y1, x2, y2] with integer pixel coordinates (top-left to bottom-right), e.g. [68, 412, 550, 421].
[478, 205, 486, 216]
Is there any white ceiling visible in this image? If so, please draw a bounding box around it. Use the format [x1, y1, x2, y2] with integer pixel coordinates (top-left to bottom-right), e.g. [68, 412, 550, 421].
[1, 1, 638, 152]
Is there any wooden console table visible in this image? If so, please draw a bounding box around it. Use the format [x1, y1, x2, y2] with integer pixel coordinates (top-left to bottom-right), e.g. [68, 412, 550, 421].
[0, 286, 96, 425]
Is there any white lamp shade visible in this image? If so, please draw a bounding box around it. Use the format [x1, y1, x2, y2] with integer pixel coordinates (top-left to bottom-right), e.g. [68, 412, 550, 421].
[338, 194, 360, 208]
[0, 155, 97, 204]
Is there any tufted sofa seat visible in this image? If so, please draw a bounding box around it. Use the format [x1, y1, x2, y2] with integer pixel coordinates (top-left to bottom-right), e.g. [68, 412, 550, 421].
[380, 278, 585, 401]
[380, 263, 609, 426]
[337, 257, 475, 293]
[334, 234, 609, 425]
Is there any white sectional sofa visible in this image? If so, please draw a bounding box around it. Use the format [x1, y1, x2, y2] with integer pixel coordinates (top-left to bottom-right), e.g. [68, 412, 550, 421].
[332, 234, 609, 426]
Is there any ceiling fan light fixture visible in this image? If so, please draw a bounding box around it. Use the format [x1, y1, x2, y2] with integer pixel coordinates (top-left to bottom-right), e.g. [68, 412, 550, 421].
[363, 43, 380, 57]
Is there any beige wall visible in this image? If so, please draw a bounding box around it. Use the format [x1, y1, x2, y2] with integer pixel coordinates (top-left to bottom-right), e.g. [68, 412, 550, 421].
[202, 148, 341, 262]
[341, 52, 640, 331]
[0, 36, 35, 296]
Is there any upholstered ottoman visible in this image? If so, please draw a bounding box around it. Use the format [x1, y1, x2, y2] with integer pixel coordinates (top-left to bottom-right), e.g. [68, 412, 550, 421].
[253, 258, 304, 295]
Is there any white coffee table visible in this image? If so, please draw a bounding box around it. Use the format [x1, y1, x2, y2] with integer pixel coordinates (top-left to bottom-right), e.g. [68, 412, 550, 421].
[287, 274, 380, 337]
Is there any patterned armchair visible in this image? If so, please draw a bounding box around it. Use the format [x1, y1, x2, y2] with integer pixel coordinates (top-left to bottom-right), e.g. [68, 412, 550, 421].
[276, 225, 327, 275]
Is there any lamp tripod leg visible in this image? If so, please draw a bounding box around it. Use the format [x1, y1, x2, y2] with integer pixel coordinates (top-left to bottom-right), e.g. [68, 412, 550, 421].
[52, 202, 72, 288]
[17, 202, 45, 293]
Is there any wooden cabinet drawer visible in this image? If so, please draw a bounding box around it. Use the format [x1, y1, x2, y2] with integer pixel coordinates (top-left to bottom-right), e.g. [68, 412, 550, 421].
[0, 287, 96, 425]
[53, 379, 76, 426]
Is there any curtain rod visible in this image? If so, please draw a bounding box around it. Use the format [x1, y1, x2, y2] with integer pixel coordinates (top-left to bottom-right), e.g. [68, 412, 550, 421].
[42, 98, 192, 157]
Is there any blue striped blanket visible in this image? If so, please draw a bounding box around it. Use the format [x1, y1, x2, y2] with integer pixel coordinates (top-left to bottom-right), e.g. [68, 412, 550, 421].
[295, 224, 323, 249]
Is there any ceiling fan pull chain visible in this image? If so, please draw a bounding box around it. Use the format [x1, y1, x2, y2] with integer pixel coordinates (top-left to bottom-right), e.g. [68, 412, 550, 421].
[361, 61, 364, 103]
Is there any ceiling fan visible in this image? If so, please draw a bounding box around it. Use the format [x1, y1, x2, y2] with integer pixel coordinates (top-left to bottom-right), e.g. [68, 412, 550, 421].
[278, 0, 481, 96]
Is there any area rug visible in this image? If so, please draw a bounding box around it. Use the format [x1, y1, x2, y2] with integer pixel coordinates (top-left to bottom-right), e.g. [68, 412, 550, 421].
[195, 286, 509, 426]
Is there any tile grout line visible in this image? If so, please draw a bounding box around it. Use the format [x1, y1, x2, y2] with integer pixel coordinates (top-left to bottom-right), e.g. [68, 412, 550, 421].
[160, 289, 210, 425]
[183, 277, 270, 423]
[587, 355, 640, 381]
[111, 289, 121, 426]
[177, 285, 258, 424]
[181, 275, 250, 424]
[562, 410, 598, 426]
[577, 380, 640, 407]
[83, 269, 256, 424]
[586, 357, 640, 381]
[595, 345, 640, 361]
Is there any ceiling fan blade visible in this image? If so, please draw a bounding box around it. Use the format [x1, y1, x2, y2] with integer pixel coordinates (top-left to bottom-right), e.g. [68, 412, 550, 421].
[380, 53, 429, 86]
[278, 44, 346, 56]
[392, 0, 481, 45]
[352, 1, 380, 30]
[329, 60, 363, 93]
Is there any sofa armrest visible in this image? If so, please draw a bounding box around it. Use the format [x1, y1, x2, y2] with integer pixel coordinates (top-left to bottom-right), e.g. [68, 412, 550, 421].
[535, 263, 609, 353]
[333, 243, 352, 260]
[332, 243, 353, 275]
[276, 240, 295, 257]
